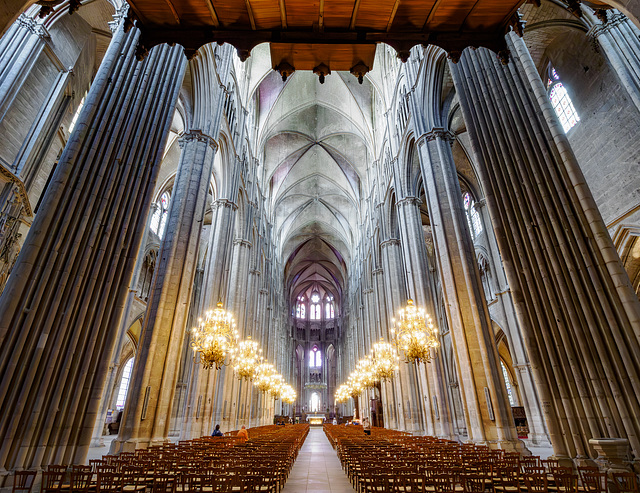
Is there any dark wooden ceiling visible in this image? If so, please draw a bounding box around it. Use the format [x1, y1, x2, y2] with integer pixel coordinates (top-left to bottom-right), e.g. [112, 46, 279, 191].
[127, 0, 528, 73]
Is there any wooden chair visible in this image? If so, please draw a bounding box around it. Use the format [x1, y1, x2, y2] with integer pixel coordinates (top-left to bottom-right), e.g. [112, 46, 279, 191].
[553, 473, 578, 493]
[11, 471, 37, 493]
[524, 473, 549, 493]
[69, 470, 93, 493]
[580, 469, 607, 493]
[432, 474, 456, 493]
[95, 472, 122, 493]
[152, 474, 176, 493]
[394, 473, 425, 493]
[463, 474, 491, 493]
[494, 467, 520, 493]
[611, 472, 639, 493]
[42, 470, 66, 493]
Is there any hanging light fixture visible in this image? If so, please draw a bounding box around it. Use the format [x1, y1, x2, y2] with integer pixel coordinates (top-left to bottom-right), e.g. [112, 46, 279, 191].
[268, 373, 285, 398]
[390, 299, 439, 364]
[371, 338, 399, 381]
[254, 361, 276, 393]
[335, 384, 351, 403]
[355, 357, 379, 389]
[231, 336, 261, 381]
[281, 384, 296, 404]
[190, 302, 237, 370]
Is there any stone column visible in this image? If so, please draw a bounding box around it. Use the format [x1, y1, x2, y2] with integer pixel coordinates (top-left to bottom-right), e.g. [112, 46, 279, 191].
[450, 32, 640, 460]
[90, 202, 159, 448]
[414, 127, 520, 449]
[0, 23, 185, 472]
[0, 14, 47, 126]
[588, 10, 640, 114]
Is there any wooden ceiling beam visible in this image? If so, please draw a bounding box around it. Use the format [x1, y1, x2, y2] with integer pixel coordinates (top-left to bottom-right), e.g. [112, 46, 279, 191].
[245, 0, 257, 30]
[386, 0, 401, 32]
[279, 0, 287, 29]
[423, 0, 444, 29]
[349, 0, 361, 30]
[319, 0, 325, 31]
[163, 0, 181, 24]
[203, 0, 220, 28]
[460, 0, 482, 30]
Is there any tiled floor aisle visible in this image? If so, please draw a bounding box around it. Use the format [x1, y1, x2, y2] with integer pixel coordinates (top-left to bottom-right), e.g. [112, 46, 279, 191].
[282, 427, 355, 493]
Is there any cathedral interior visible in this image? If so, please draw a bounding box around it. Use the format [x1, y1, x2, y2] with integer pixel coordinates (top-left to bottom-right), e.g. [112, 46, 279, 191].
[2, 0, 640, 487]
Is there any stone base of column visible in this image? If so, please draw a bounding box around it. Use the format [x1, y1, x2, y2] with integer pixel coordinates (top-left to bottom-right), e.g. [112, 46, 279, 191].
[524, 433, 552, 448]
[589, 438, 632, 473]
[110, 437, 171, 454]
[479, 438, 530, 455]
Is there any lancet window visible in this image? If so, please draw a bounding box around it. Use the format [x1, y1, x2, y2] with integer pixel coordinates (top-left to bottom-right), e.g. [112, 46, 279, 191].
[309, 345, 321, 367]
[463, 192, 483, 239]
[501, 360, 516, 407]
[325, 296, 334, 319]
[116, 358, 134, 410]
[296, 296, 306, 319]
[546, 65, 580, 133]
[150, 192, 170, 239]
[310, 293, 321, 320]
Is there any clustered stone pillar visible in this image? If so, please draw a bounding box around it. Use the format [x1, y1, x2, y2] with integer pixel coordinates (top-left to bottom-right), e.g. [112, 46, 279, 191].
[0, 22, 185, 473]
[450, 32, 640, 460]
[113, 43, 228, 452]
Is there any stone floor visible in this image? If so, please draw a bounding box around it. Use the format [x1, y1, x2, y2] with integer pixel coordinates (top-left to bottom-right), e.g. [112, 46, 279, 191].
[281, 427, 355, 493]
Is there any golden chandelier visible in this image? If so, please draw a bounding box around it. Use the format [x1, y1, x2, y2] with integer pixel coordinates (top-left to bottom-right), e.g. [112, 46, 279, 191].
[254, 361, 275, 393]
[190, 302, 237, 370]
[390, 299, 439, 364]
[372, 338, 399, 381]
[231, 336, 261, 381]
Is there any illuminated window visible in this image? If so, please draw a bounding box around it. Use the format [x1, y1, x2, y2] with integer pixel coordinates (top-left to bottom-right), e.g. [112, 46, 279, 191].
[501, 361, 516, 407]
[310, 293, 321, 320]
[150, 192, 170, 239]
[325, 298, 334, 319]
[296, 297, 306, 319]
[115, 358, 134, 410]
[309, 346, 322, 367]
[68, 93, 86, 134]
[546, 66, 580, 133]
[463, 192, 483, 239]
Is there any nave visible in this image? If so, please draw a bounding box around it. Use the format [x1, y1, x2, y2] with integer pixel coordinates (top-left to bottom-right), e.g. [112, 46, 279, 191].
[281, 427, 355, 493]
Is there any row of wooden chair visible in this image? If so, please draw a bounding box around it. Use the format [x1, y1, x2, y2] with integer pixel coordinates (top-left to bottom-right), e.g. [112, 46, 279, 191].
[324, 424, 639, 493]
[9, 424, 309, 493]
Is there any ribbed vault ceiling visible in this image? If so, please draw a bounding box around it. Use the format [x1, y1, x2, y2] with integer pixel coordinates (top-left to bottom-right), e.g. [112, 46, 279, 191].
[257, 69, 374, 306]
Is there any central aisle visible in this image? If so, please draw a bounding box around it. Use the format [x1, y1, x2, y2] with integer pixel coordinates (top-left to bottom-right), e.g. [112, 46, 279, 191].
[282, 427, 355, 493]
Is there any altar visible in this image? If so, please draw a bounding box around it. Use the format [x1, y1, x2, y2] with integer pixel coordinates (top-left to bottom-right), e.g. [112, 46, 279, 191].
[306, 414, 326, 426]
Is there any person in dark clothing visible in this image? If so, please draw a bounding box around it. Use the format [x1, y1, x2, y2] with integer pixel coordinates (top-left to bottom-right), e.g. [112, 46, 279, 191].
[212, 424, 223, 437]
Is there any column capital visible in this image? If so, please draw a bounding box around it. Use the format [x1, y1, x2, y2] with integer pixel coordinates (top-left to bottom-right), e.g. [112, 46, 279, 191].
[395, 196, 422, 207]
[416, 128, 455, 146]
[380, 238, 401, 249]
[179, 129, 218, 150]
[212, 198, 237, 210]
[233, 238, 252, 248]
[587, 12, 627, 38]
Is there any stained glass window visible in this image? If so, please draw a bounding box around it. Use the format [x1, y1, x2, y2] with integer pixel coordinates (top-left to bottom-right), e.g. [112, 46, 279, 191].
[296, 297, 306, 319]
[547, 65, 580, 133]
[462, 192, 483, 239]
[150, 192, 170, 239]
[310, 293, 321, 320]
[309, 346, 321, 367]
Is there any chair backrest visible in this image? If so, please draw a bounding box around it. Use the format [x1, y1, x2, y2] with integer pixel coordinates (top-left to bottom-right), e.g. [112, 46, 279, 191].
[70, 470, 93, 493]
[580, 469, 608, 493]
[432, 474, 456, 493]
[462, 474, 489, 493]
[96, 472, 122, 493]
[11, 471, 37, 493]
[42, 471, 65, 492]
[151, 473, 176, 493]
[554, 473, 578, 493]
[524, 473, 549, 493]
[612, 472, 639, 493]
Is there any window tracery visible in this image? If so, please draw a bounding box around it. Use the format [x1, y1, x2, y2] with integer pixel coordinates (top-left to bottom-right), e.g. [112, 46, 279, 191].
[309, 345, 321, 367]
[325, 296, 334, 319]
[310, 293, 321, 320]
[296, 296, 306, 319]
[150, 192, 170, 239]
[546, 65, 580, 133]
[462, 192, 483, 239]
